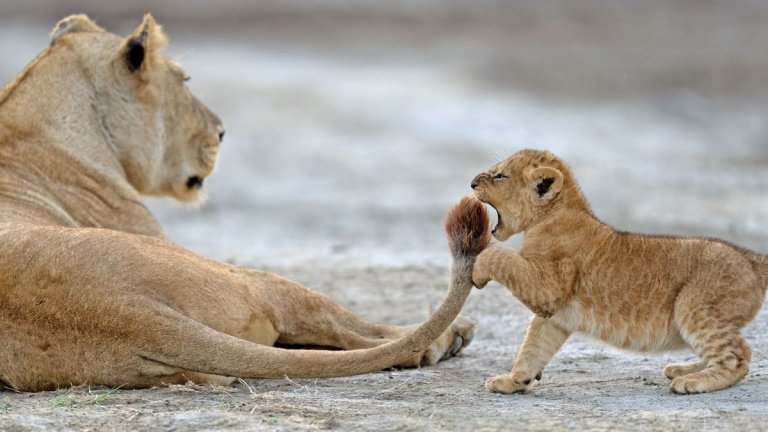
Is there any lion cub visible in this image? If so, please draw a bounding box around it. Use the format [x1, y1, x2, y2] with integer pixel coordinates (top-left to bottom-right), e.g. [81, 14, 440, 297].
[470, 149, 768, 394]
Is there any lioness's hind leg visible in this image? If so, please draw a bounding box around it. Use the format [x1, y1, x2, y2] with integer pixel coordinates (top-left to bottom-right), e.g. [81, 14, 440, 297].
[137, 372, 237, 387]
[181, 372, 238, 386]
[265, 279, 475, 365]
[331, 312, 477, 365]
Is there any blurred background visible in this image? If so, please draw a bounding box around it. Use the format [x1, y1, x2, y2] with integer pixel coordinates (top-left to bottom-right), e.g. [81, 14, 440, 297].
[1, 0, 767, 267]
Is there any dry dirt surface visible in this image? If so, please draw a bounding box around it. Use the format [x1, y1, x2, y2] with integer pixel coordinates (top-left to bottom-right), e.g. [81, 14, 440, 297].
[2, 0, 768, 431]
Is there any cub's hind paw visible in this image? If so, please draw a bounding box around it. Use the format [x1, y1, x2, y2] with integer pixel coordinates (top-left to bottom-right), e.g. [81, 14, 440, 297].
[485, 373, 534, 394]
[669, 365, 748, 394]
[663, 361, 706, 380]
[669, 376, 710, 394]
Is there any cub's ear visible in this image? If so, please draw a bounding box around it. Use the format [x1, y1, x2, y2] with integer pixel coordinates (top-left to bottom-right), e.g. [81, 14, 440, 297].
[117, 14, 168, 79]
[50, 14, 104, 45]
[526, 166, 564, 204]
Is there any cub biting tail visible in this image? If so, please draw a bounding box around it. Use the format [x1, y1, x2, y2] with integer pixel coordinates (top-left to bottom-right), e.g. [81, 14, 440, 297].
[470, 149, 768, 394]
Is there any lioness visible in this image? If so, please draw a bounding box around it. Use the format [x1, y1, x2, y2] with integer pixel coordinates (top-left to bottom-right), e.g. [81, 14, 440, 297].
[0, 14, 484, 392]
[470, 149, 768, 394]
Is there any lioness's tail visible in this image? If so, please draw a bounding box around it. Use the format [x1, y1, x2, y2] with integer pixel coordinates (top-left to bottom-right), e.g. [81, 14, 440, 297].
[445, 195, 492, 263]
[142, 197, 490, 380]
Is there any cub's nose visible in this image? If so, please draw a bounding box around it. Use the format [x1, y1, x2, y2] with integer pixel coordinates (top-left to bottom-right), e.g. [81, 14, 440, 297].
[471, 174, 484, 190]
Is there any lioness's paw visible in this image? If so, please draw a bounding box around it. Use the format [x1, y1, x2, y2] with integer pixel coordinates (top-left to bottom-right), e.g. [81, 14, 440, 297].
[447, 315, 476, 355]
[485, 372, 535, 394]
[420, 315, 476, 366]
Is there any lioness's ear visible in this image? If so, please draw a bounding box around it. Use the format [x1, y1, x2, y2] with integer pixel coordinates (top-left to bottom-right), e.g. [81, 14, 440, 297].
[527, 166, 564, 204]
[50, 14, 105, 45]
[118, 14, 168, 79]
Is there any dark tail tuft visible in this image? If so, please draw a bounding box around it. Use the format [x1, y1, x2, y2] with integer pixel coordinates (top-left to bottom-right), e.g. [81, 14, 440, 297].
[445, 196, 491, 259]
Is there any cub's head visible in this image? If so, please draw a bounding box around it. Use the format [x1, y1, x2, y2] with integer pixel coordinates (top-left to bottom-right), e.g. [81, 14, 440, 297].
[50, 14, 224, 203]
[471, 150, 583, 241]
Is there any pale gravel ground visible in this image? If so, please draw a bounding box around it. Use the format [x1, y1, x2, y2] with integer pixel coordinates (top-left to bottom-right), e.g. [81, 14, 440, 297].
[2, 1, 768, 431]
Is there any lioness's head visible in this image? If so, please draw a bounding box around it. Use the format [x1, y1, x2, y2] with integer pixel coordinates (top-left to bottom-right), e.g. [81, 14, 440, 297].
[471, 150, 586, 241]
[49, 14, 224, 203]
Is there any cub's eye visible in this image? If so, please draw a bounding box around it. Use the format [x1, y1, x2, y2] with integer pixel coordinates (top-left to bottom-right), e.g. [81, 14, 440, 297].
[492, 173, 508, 181]
[182, 75, 191, 82]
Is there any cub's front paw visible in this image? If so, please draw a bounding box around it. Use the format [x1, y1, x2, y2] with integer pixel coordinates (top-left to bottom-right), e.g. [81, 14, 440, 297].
[472, 274, 491, 289]
[471, 262, 491, 289]
[485, 372, 537, 394]
[471, 248, 497, 289]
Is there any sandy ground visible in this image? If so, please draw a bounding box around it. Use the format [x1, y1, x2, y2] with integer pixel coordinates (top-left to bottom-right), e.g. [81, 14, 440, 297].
[2, 1, 768, 430]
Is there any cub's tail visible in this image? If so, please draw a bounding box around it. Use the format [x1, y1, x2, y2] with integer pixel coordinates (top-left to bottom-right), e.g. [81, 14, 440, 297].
[746, 253, 768, 292]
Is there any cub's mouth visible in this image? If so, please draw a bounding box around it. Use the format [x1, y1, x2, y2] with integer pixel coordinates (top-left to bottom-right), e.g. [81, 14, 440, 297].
[488, 203, 502, 236]
[476, 198, 503, 238]
[474, 188, 508, 240]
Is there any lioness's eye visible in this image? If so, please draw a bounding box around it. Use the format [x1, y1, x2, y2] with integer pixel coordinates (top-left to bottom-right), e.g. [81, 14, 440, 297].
[182, 75, 191, 82]
[493, 173, 508, 181]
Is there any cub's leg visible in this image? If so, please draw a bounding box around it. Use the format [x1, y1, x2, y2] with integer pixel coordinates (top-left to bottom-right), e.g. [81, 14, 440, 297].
[668, 270, 763, 394]
[253, 276, 476, 367]
[669, 325, 752, 394]
[486, 316, 570, 394]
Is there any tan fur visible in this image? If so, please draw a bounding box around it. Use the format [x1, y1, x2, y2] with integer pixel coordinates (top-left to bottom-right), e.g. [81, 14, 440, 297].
[0, 14, 483, 392]
[470, 149, 768, 394]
